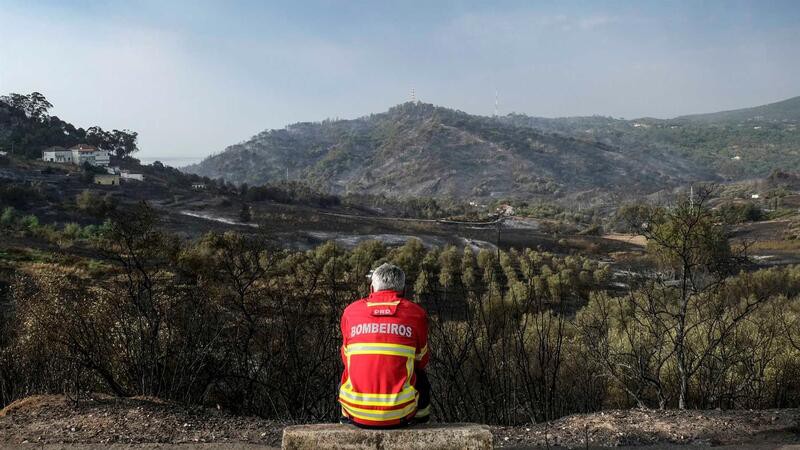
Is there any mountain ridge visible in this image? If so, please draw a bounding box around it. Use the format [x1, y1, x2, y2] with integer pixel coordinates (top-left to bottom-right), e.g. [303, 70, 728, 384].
[187, 96, 800, 199]
[674, 95, 800, 123]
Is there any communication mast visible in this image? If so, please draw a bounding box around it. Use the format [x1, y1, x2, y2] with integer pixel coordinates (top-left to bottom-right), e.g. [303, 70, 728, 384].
[411, 87, 417, 103]
[494, 90, 499, 117]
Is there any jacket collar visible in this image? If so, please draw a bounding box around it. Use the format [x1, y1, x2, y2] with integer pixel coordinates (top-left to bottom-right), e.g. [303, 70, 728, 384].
[367, 290, 403, 301]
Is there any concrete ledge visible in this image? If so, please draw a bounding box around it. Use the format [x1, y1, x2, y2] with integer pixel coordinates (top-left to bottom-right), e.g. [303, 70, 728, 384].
[282, 423, 493, 450]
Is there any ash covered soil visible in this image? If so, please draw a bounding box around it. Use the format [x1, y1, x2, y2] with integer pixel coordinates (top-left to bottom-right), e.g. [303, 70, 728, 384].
[493, 408, 800, 448]
[2, 395, 799, 449]
[0, 395, 285, 448]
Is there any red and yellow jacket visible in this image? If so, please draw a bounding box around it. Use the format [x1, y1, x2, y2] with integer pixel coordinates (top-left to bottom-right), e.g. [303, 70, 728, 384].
[338, 290, 429, 427]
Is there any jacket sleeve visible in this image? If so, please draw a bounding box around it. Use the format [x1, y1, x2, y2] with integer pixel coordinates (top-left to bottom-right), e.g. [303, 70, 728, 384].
[414, 311, 429, 369]
[340, 311, 348, 366]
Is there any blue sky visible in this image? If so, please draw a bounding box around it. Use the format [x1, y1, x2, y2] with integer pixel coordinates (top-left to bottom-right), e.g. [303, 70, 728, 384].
[1, 0, 799, 159]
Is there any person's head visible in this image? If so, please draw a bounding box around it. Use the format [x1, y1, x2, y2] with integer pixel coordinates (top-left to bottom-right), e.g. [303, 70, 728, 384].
[370, 263, 405, 293]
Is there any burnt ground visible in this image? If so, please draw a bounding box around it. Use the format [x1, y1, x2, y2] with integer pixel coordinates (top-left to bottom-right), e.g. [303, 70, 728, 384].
[2, 159, 643, 257]
[2, 396, 799, 449]
[156, 193, 645, 258]
[493, 408, 800, 449]
[5, 157, 800, 265]
[10, 157, 800, 267]
[0, 395, 285, 448]
[731, 219, 800, 266]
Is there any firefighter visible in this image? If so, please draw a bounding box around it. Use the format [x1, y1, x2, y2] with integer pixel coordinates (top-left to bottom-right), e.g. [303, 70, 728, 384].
[338, 263, 431, 428]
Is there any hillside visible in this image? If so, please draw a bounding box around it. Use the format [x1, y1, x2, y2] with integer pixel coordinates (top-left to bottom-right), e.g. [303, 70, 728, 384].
[676, 95, 800, 123]
[186, 103, 713, 200]
[502, 98, 800, 180]
[189, 97, 800, 199]
[0, 92, 138, 160]
[0, 93, 87, 158]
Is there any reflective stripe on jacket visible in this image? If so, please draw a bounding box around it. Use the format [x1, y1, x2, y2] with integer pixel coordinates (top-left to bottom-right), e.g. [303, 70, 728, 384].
[338, 290, 429, 427]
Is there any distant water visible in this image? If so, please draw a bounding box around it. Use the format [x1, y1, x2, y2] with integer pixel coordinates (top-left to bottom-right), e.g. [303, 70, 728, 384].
[137, 156, 204, 169]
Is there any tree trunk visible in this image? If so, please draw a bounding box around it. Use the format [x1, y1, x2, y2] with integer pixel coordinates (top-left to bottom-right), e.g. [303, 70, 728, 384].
[676, 314, 689, 409]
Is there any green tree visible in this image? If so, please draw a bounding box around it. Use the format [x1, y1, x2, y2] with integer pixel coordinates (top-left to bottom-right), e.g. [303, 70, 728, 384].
[0, 206, 16, 227]
[636, 186, 758, 409]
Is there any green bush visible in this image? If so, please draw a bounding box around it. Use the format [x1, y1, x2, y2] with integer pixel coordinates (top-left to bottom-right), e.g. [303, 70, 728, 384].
[0, 206, 15, 227]
[19, 214, 39, 230]
[80, 224, 97, 238]
[62, 222, 81, 239]
[718, 201, 764, 223]
[75, 190, 117, 217]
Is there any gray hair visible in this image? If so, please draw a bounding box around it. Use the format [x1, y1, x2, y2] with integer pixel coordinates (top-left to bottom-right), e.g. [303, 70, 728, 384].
[371, 263, 405, 292]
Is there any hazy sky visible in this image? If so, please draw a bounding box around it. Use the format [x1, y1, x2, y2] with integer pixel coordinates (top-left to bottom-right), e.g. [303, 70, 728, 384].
[2, 1, 799, 160]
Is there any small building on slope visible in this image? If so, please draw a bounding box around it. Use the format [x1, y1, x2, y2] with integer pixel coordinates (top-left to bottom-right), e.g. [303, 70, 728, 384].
[94, 174, 120, 185]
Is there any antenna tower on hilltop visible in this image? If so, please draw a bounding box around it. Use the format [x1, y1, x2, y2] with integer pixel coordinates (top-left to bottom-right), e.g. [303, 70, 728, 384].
[494, 90, 499, 117]
[410, 87, 417, 103]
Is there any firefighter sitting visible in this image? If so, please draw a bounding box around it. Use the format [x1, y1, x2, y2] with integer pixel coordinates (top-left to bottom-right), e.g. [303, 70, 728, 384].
[338, 263, 431, 428]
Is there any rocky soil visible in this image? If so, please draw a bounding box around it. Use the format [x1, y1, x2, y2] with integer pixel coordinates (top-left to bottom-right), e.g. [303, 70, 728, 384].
[2, 395, 799, 449]
[0, 395, 285, 448]
[492, 408, 800, 448]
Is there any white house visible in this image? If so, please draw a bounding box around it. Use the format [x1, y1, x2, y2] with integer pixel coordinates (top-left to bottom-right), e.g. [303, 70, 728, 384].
[70, 144, 110, 167]
[42, 144, 110, 167]
[42, 146, 73, 163]
[121, 170, 144, 181]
